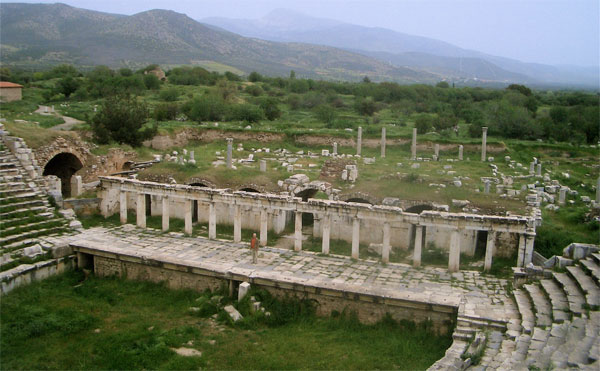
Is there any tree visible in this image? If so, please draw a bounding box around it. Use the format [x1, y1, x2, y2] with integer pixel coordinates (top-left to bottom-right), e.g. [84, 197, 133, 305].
[57, 76, 80, 98]
[143, 74, 161, 90]
[314, 104, 337, 126]
[159, 87, 180, 102]
[248, 71, 263, 82]
[436, 81, 450, 88]
[507, 84, 532, 96]
[414, 114, 434, 133]
[354, 97, 378, 116]
[259, 98, 281, 120]
[91, 95, 155, 146]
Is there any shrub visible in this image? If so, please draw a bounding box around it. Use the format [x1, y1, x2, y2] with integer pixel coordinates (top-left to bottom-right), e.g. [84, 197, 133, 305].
[153, 103, 179, 121]
[159, 87, 179, 102]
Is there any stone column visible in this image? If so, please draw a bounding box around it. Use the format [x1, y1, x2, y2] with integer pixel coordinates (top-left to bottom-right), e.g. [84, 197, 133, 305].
[524, 231, 535, 266]
[484, 231, 496, 272]
[382, 222, 391, 263]
[356, 127, 362, 156]
[413, 225, 423, 267]
[321, 213, 331, 254]
[411, 128, 417, 160]
[260, 209, 268, 246]
[70, 175, 82, 198]
[233, 205, 242, 243]
[119, 191, 128, 224]
[184, 199, 193, 235]
[136, 193, 146, 228]
[162, 196, 169, 231]
[294, 211, 302, 251]
[484, 180, 491, 194]
[517, 233, 526, 267]
[209, 203, 217, 239]
[597, 177, 600, 203]
[536, 163, 542, 177]
[226, 138, 233, 169]
[481, 127, 488, 162]
[381, 127, 386, 158]
[529, 162, 535, 175]
[352, 217, 360, 259]
[434, 144, 440, 160]
[259, 160, 267, 172]
[458, 145, 463, 161]
[333, 142, 338, 156]
[558, 187, 567, 205]
[448, 229, 460, 272]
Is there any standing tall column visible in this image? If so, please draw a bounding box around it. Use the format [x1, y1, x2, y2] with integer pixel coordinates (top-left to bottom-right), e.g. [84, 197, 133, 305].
[260, 209, 268, 246]
[356, 127, 362, 156]
[321, 214, 331, 254]
[226, 138, 233, 169]
[458, 145, 464, 161]
[411, 128, 417, 160]
[233, 204, 242, 243]
[481, 127, 488, 161]
[536, 163, 542, 177]
[596, 177, 600, 203]
[448, 229, 461, 272]
[208, 203, 216, 239]
[517, 233, 526, 267]
[333, 142, 338, 156]
[120, 191, 128, 224]
[524, 231, 535, 266]
[381, 127, 386, 158]
[294, 211, 302, 251]
[382, 222, 391, 263]
[184, 199, 193, 235]
[136, 193, 146, 228]
[413, 225, 423, 267]
[484, 231, 496, 272]
[559, 187, 567, 205]
[352, 217, 360, 259]
[161, 196, 169, 232]
[434, 143, 440, 160]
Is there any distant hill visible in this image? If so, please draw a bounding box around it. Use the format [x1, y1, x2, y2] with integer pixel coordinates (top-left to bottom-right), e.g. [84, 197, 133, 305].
[203, 9, 599, 88]
[0, 3, 436, 83]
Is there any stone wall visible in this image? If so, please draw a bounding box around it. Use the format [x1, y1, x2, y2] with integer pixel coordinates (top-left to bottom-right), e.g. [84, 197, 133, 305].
[0, 87, 22, 102]
[90, 252, 455, 334]
[0, 257, 75, 295]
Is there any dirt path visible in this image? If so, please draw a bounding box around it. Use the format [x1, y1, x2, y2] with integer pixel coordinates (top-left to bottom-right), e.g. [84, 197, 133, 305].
[35, 105, 85, 130]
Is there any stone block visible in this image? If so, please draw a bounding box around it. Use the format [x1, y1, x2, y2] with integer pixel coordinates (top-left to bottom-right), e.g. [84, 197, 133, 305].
[238, 281, 250, 301]
[51, 243, 73, 258]
[223, 305, 243, 322]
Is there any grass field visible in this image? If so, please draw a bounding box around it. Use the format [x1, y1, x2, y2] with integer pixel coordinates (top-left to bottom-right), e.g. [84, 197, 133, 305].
[1, 271, 452, 370]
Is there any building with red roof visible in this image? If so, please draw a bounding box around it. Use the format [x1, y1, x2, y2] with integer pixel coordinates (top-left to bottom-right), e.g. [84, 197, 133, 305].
[0, 81, 24, 102]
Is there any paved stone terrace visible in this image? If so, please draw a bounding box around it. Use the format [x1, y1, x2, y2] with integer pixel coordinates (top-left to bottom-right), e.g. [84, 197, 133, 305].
[58, 225, 518, 324]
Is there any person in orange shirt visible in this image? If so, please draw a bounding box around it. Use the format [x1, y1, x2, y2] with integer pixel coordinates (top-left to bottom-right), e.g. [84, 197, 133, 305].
[250, 233, 258, 264]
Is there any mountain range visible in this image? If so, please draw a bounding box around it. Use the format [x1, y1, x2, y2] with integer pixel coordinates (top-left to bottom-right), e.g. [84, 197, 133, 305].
[203, 9, 599, 88]
[1, 3, 597, 88]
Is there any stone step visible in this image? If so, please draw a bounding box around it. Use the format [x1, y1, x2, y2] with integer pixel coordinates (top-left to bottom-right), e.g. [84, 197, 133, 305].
[0, 222, 68, 246]
[0, 199, 46, 213]
[0, 212, 55, 228]
[0, 205, 51, 219]
[540, 279, 570, 323]
[0, 187, 35, 197]
[580, 258, 600, 285]
[511, 333, 531, 362]
[529, 322, 569, 370]
[591, 253, 600, 265]
[0, 162, 17, 169]
[456, 316, 507, 332]
[553, 272, 586, 315]
[588, 312, 600, 363]
[566, 265, 600, 307]
[567, 319, 596, 367]
[525, 327, 550, 367]
[513, 290, 535, 334]
[0, 181, 31, 190]
[427, 339, 468, 370]
[452, 326, 476, 341]
[0, 218, 67, 237]
[1, 238, 44, 252]
[523, 284, 552, 327]
[550, 317, 587, 369]
[0, 168, 19, 176]
[0, 174, 23, 183]
[478, 330, 504, 368]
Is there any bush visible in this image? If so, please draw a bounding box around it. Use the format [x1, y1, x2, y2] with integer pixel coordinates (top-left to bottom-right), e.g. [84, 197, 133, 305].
[414, 114, 434, 133]
[159, 87, 179, 102]
[153, 103, 179, 121]
[228, 104, 263, 123]
[245, 85, 263, 97]
[91, 94, 156, 146]
[259, 98, 281, 120]
[184, 95, 228, 122]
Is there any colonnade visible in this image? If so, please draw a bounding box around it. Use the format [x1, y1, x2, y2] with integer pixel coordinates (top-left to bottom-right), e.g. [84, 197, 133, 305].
[105, 177, 534, 273]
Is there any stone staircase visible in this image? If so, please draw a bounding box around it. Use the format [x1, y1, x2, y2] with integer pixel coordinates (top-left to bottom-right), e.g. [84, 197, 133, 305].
[478, 253, 599, 370]
[0, 129, 73, 272]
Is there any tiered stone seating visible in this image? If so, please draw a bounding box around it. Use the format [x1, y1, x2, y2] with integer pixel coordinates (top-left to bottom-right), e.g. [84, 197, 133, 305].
[0, 140, 70, 270]
[472, 254, 600, 370]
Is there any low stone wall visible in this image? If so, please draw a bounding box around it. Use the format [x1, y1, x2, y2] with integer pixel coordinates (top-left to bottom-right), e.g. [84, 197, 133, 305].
[0, 256, 75, 295]
[63, 198, 100, 215]
[87, 247, 455, 334]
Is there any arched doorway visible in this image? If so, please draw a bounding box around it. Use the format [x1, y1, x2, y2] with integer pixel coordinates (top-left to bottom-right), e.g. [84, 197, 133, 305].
[345, 198, 372, 205]
[42, 152, 83, 197]
[240, 187, 260, 193]
[405, 204, 435, 214]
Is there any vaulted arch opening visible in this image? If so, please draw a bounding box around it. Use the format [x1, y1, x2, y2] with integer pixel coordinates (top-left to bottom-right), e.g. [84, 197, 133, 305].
[405, 204, 435, 214]
[240, 187, 260, 193]
[42, 152, 83, 197]
[345, 198, 372, 205]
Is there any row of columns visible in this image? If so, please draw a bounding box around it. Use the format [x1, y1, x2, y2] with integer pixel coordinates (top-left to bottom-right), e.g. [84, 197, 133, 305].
[121, 191, 526, 271]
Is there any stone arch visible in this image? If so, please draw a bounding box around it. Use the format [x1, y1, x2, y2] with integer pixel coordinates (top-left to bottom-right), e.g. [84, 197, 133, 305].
[238, 184, 266, 193]
[187, 178, 216, 189]
[42, 152, 83, 196]
[405, 204, 435, 214]
[341, 192, 379, 205]
[122, 161, 134, 171]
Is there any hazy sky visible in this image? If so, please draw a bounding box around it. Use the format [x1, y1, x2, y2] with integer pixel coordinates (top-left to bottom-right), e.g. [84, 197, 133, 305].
[11, 0, 600, 66]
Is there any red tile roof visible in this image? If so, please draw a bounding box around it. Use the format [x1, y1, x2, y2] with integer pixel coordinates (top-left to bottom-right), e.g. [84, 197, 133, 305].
[0, 82, 24, 88]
